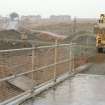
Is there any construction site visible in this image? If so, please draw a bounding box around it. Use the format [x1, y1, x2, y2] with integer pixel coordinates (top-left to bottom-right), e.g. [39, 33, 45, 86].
[0, 0, 105, 104]
[0, 16, 101, 104]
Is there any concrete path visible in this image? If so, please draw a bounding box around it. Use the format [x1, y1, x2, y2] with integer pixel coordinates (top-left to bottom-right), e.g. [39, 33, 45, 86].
[21, 74, 105, 105]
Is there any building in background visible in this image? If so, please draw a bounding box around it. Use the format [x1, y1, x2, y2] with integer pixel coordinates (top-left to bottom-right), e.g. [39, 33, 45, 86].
[50, 15, 71, 21]
[21, 15, 42, 21]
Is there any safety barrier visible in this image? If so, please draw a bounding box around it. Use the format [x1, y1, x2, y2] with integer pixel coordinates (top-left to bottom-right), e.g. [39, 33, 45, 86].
[0, 43, 96, 105]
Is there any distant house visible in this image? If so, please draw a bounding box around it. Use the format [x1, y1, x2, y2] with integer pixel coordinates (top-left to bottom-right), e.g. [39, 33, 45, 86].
[0, 16, 8, 24]
[76, 18, 97, 23]
[50, 15, 71, 21]
[0, 16, 3, 22]
[21, 15, 42, 21]
[6, 20, 19, 30]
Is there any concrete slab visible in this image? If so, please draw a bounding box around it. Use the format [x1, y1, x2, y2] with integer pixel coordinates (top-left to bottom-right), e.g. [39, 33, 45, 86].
[21, 74, 105, 105]
[8, 76, 36, 91]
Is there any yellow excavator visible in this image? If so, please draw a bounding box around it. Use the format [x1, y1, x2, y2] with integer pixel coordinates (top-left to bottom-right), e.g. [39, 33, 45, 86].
[94, 14, 105, 53]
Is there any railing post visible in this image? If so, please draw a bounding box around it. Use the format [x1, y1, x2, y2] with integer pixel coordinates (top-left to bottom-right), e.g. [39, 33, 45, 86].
[31, 46, 35, 92]
[54, 40, 58, 83]
[68, 43, 72, 75]
[72, 44, 75, 74]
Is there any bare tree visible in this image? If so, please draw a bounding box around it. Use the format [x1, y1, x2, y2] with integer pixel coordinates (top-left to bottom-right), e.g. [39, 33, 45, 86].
[9, 12, 19, 21]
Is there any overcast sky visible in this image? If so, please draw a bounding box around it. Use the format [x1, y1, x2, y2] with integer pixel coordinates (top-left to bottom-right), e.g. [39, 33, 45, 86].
[0, 0, 104, 18]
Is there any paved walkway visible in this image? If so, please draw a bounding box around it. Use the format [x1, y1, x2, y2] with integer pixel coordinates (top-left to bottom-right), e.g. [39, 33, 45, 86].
[21, 74, 105, 105]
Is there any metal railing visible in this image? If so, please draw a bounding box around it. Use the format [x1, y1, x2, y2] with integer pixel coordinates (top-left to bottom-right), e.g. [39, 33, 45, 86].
[0, 43, 96, 104]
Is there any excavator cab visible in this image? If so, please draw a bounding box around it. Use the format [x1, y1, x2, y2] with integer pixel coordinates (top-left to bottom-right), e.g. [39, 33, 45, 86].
[94, 14, 105, 53]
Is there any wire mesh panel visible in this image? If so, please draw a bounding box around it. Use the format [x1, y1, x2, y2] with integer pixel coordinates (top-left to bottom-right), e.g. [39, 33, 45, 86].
[0, 43, 96, 103]
[56, 44, 70, 77]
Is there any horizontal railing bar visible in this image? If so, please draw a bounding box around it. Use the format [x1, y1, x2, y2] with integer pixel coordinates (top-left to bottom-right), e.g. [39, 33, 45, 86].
[0, 75, 15, 82]
[0, 59, 71, 82]
[0, 44, 72, 53]
[0, 39, 54, 44]
[0, 43, 95, 53]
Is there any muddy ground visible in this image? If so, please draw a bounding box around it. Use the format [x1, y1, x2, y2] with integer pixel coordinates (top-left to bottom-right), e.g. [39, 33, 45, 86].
[82, 54, 105, 75]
